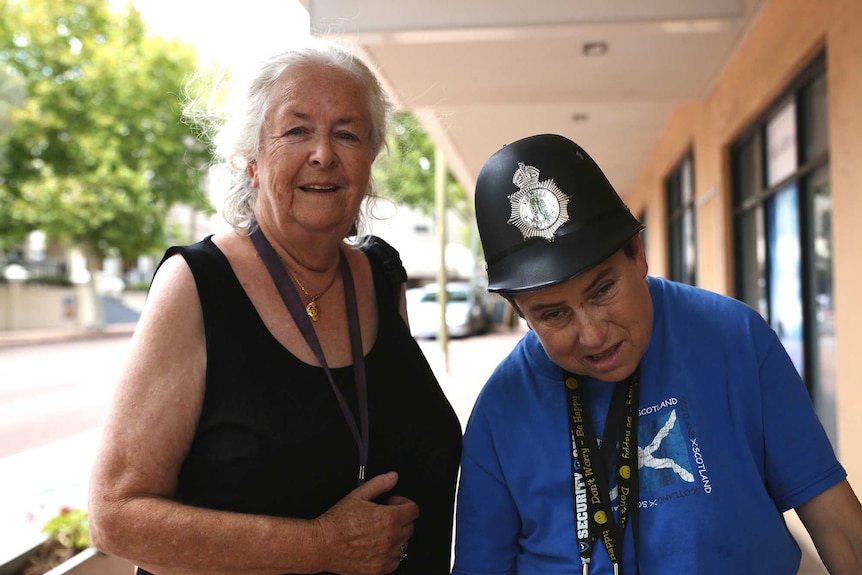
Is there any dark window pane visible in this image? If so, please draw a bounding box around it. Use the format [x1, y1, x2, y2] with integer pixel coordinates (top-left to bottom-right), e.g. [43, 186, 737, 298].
[809, 167, 836, 443]
[666, 153, 696, 285]
[733, 138, 757, 204]
[801, 75, 829, 162]
[667, 175, 680, 216]
[736, 206, 768, 317]
[669, 220, 682, 280]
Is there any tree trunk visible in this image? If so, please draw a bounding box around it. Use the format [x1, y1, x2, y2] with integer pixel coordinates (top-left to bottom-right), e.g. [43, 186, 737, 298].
[82, 245, 104, 331]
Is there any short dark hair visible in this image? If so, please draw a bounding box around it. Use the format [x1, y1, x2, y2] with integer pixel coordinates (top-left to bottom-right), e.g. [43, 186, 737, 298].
[621, 235, 638, 259]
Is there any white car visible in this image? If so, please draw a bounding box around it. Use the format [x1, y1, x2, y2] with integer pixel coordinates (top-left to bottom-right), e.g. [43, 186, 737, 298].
[407, 282, 490, 339]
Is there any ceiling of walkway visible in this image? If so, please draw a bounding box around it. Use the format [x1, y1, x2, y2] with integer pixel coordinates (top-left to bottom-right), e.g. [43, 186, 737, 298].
[301, 0, 766, 198]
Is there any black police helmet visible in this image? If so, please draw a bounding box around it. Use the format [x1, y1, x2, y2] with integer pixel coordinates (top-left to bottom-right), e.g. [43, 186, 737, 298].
[475, 134, 644, 294]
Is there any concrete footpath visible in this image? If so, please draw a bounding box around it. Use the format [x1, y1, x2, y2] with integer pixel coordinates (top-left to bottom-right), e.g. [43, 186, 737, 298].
[0, 322, 138, 350]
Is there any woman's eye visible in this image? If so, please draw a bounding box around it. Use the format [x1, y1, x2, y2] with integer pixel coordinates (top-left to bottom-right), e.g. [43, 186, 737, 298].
[542, 310, 566, 323]
[285, 127, 305, 136]
[337, 131, 359, 141]
[594, 282, 614, 299]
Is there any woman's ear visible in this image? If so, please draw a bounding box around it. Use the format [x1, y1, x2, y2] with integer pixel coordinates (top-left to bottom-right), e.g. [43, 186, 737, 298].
[633, 234, 649, 278]
[247, 159, 259, 187]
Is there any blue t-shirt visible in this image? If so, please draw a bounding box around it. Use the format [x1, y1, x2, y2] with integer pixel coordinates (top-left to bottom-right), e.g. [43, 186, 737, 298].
[453, 277, 845, 575]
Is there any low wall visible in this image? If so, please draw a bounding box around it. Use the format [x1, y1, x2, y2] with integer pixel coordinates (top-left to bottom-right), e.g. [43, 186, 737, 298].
[0, 281, 96, 331]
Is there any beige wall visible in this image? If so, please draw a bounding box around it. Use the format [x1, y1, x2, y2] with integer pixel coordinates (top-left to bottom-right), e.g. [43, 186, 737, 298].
[626, 0, 862, 484]
[0, 282, 93, 331]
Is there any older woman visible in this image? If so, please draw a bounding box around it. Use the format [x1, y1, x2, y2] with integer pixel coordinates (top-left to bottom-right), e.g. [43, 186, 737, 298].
[88, 41, 462, 575]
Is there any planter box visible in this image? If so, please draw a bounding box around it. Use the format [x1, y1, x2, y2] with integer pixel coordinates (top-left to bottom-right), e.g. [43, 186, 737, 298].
[43, 548, 134, 575]
[0, 545, 135, 575]
[0, 540, 44, 575]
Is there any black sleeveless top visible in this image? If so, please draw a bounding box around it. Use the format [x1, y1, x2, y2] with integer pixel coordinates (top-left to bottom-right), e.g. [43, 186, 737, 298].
[140, 235, 462, 574]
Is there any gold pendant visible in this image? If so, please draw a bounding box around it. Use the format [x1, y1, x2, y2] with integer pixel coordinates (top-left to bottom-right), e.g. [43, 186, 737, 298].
[306, 301, 320, 322]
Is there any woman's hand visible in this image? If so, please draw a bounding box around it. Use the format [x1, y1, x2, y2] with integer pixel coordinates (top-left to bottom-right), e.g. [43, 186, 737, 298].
[314, 472, 418, 575]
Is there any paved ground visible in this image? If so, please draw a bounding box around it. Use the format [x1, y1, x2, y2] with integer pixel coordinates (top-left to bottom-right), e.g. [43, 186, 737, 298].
[417, 324, 528, 427]
[0, 322, 137, 349]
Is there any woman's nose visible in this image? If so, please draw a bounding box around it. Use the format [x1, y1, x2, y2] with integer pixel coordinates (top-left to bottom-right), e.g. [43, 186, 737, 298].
[308, 136, 337, 168]
[574, 310, 607, 348]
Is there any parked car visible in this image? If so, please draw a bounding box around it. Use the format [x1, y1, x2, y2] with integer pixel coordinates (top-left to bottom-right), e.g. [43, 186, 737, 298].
[407, 281, 490, 339]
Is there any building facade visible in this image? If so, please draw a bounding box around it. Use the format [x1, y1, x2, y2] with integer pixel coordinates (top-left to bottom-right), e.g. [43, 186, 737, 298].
[624, 0, 862, 485]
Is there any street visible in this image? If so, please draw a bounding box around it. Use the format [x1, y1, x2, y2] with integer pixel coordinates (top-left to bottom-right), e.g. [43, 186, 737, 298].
[0, 337, 132, 459]
[0, 336, 134, 562]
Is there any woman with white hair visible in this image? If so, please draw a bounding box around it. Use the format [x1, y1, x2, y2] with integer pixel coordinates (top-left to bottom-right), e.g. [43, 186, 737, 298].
[88, 41, 462, 575]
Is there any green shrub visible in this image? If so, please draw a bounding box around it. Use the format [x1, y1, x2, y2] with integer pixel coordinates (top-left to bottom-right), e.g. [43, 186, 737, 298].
[41, 506, 90, 551]
[25, 276, 73, 287]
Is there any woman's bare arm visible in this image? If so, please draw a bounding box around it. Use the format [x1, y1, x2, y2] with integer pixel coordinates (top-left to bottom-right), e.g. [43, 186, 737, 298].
[88, 254, 416, 575]
[796, 479, 862, 575]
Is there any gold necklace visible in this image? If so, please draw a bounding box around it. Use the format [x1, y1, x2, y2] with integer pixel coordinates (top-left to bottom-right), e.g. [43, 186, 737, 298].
[287, 267, 339, 322]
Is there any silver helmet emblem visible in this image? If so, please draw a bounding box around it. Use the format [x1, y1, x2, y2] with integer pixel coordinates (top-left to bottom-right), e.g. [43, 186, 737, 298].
[507, 162, 570, 241]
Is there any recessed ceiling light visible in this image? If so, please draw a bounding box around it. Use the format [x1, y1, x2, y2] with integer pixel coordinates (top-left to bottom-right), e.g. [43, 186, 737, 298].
[582, 41, 608, 57]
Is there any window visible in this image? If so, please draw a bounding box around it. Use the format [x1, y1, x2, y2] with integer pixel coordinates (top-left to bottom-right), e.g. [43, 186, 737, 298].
[666, 152, 696, 285]
[730, 54, 835, 442]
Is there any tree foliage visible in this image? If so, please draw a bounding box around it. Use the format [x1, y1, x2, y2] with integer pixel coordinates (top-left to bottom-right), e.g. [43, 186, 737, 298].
[0, 0, 212, 260]
[373, 110, 469, 220]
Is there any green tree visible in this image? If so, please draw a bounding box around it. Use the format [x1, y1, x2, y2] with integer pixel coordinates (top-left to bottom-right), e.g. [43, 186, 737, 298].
[0, 0, 212, 286]
[0, 63, 25, 136]
[0, 63, 26, 249]
[374, 110, 469, 220]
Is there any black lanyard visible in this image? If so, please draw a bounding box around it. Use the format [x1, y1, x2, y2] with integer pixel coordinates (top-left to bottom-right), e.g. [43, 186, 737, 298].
[249, 218, 369, 486]
[565, 368, 640, 575]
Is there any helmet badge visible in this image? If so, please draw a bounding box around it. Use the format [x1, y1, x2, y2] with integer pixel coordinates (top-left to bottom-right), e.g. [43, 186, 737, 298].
[507, 162, 570, 242]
